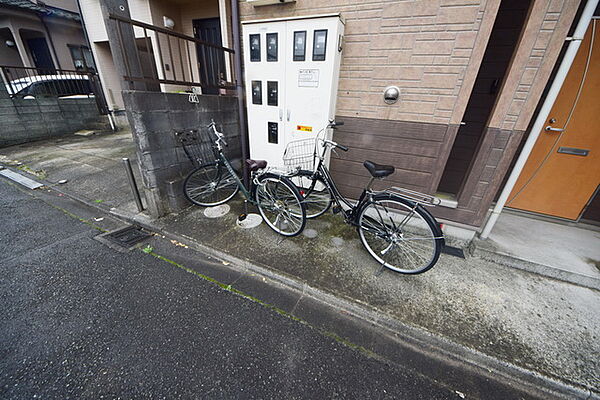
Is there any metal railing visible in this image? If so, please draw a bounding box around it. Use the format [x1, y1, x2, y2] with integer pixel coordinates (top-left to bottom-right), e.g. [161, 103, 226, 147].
[108, 14, 236, 92]
[0, 65, 108, 114]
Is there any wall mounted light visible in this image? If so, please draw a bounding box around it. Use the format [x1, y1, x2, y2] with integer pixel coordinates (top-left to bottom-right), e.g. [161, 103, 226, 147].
[5, 40, 16, 48]
[163, 16, 175, 29]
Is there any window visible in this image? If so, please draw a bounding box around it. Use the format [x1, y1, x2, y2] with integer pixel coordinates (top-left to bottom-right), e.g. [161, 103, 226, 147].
[250, 34, 260, 62]
[251, 80, 262, 104]
[268, 122, 278, 144]
[266, 33, 278, 62]
[68, 45, 96, 72]
[267, 81, 278, 106]
[293, 31, 306, 61]
[312, 30, 327, 61]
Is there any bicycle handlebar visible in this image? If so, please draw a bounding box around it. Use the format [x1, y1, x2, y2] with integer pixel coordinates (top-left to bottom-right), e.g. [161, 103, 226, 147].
[207, 120, 228, 147]
[323, 139, 348, 152]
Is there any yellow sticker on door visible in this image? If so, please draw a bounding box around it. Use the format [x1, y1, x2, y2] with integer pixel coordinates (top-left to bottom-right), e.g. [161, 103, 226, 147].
[297, 125, 312, 132]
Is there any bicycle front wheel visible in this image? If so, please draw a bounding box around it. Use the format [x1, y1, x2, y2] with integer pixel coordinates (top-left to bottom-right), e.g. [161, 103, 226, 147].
[255, 173, 306, 237]
[183, 162, 239, 207]
[357, 194, 442, 274]
[289, 170, 332, 219]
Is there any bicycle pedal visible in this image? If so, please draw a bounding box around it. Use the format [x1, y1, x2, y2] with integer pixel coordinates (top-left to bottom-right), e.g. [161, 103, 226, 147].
[237, 213, 247, 222]
[332, 206, 342, 214]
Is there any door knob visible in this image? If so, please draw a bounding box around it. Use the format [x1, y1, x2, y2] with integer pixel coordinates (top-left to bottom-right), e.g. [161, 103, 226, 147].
[545, 126, 564, 132]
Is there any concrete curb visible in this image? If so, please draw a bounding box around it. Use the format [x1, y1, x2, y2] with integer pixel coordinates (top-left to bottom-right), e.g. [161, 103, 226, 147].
[470, 239, 600, 292]
[15, 177, 599, 400]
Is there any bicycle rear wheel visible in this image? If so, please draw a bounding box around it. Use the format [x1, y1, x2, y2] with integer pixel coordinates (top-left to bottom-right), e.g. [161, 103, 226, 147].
[357, 194, 443, 274]
[183, 162, 239, 207]
[289, 170, 332, 219]
[254, 173, 306, 237]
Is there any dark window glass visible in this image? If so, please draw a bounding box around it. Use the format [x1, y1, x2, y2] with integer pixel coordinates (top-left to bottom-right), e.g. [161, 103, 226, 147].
[250, 34, 260, 62]
[266, 33, 278, 62]
[268, 122, 278, 144]
[267, 81, 278, 106]
[68, 45, 96, 72]
[251, 80, 262, 105]
[312, 29, 327, 61]
[293, 31, 306, 61]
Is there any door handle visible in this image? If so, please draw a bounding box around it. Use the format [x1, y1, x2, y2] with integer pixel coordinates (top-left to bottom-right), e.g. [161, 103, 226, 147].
[287, 109, 291, 122]
[279, 108, 283, 121]
[545, 126, 564, 132]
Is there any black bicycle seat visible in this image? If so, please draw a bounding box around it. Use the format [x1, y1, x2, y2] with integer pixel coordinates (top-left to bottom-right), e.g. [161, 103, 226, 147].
[363, 160, 395, 178]
[246, 159, 268, 172]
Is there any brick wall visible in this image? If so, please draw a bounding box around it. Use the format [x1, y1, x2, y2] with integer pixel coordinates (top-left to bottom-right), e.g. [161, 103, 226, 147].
[123, 91, 240, 217]
[0, 84, 105, 148]
[240, 0, 500, 125]
[238, 0, 579, 228]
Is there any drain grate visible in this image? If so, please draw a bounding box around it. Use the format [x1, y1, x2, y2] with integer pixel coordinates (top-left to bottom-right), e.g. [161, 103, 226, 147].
[441, 245, 466, 259]
[103, 225, 152, 248]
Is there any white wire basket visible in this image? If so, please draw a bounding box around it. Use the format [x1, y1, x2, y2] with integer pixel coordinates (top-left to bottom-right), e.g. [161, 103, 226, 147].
[283, 138, 317, 171]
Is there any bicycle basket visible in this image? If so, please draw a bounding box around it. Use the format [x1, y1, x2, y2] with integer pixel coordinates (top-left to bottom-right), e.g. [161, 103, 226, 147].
[175, 128, 219, 168]
[283, 138, 316, 171]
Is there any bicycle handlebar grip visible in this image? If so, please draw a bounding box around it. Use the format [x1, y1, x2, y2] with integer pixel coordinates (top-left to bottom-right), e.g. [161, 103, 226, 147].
[335, 121, 345, 126]
[337, 144, 349, 152]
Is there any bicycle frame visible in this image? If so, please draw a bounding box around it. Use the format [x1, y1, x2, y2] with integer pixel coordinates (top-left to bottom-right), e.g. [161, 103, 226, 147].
[213, 150, 263, 206]
[307, 146, 371, 225]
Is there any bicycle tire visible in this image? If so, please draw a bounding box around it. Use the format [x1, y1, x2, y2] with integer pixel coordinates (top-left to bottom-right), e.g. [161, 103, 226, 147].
[183, 162, 239, 207]
[357, 194, 443, 274]
[289, 170, 333, 219]
[254, 173, 307, 237]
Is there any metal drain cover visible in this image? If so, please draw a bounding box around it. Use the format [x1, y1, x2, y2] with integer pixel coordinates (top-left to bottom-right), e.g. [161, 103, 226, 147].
[96, 225, 152, 251]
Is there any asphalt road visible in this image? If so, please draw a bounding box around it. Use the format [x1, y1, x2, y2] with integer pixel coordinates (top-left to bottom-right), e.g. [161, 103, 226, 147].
[0, 178, 470, 399]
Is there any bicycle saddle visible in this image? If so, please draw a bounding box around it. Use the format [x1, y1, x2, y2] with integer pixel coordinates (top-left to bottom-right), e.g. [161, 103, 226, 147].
[363, 160, 395, 178]
[246, 159, 268, 172]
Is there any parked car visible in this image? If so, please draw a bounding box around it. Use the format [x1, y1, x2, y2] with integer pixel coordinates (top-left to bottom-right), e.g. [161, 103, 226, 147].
[5, 74, 94, 99]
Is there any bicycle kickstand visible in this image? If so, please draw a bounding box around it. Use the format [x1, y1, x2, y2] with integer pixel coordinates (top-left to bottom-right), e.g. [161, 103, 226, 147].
[374, 263, 386, 277]
[238, 199, 250, 223]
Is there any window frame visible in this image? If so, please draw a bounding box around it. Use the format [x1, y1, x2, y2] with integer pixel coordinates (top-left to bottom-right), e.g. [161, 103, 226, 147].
[312, 29, 328, 62]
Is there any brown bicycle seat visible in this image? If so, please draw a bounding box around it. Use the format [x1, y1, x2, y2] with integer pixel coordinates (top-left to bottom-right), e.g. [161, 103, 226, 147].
[363, 160, 395, 178]
[245, 159, 268, 172]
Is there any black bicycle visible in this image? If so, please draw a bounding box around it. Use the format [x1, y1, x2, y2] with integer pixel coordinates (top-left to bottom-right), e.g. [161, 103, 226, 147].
[181, 121, 306, 237]
[283, 121, 445, 274]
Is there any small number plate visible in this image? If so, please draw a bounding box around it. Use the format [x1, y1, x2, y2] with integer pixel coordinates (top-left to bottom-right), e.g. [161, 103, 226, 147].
[557, 147, 589, 156]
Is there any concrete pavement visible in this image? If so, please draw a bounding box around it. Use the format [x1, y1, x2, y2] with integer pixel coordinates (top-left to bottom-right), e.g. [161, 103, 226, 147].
[1, 131, 599, 398]
[0, 176, 539, 399]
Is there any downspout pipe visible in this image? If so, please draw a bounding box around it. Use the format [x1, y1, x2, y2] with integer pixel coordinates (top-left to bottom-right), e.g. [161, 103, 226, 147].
[230, 0, 250, 188]
[480, 0, 599, 240]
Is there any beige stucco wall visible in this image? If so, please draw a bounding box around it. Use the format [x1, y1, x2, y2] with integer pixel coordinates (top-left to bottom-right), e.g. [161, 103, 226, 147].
[0, 8, 86, 70]
[79, 0, 225, 106]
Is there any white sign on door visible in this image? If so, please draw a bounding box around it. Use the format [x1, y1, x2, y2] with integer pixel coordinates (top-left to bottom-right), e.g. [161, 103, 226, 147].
[298, 69, 319, 88]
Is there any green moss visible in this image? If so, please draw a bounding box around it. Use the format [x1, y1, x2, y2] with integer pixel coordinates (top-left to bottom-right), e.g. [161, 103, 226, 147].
[144, 248, 372, 355]
[17, 164, 47, 180]
[319, 213, 356, 240]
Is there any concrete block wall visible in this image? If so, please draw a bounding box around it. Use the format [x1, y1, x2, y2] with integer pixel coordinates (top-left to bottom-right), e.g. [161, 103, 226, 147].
[123, 91, 240, 217]
[0, 83, 105, 148]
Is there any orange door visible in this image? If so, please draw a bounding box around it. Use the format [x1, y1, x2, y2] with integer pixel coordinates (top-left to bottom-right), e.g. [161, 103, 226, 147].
[507, 20, 600, 220]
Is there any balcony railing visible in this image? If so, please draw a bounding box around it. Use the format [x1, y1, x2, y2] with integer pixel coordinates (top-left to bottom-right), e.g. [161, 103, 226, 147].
[0, 65, 108, 114]
[108, 14, 236, 93]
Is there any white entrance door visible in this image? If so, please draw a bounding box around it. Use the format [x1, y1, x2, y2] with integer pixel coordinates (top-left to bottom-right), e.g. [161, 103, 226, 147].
[243, 15, 344, 169]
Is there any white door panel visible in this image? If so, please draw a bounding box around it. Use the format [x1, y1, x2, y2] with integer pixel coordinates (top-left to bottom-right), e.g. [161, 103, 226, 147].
[243, 16, 344, 169]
